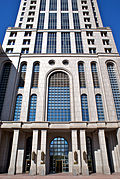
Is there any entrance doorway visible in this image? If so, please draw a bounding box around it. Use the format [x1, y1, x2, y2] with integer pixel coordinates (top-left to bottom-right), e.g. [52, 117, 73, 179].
[49, 137, 69, 173]
[24, 137, 32, 173]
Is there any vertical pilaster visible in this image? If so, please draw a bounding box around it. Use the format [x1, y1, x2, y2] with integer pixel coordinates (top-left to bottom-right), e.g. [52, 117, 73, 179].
[80, 130, 89, 175]
[30, 130, 39, 175]
[8, 130, 19, 175]
[98, 129, 110, 174]
[80, 130, 89, 176]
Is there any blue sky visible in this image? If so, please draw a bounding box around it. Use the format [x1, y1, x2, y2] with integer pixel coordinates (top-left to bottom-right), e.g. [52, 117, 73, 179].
[0, 0, 120, 54]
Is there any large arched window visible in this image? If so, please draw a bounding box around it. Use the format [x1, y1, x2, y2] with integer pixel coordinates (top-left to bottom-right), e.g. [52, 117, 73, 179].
[78, 62, 86, 88]
[47, 71, 71, 122]
[81, 94, 89, 121]
[107, 62, 120, 120]
[14, 94, 22, 121]
[31, 62, 40, 88]
[0, 62, 11, 116]
[95, 94, 104, 121]
[28, 94, 37, 121]
[91, 62, 100, 88]
[18, 63, 27, 88]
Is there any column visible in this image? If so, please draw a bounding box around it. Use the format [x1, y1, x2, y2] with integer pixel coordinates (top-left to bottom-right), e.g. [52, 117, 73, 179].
[8, 130, 19, 175]
[117, 128, 120, 152]
[80, 130, 89, 176]
[38, 130, 47, 176]
[16, 133, 25, 174]
[30, 130, 39, 175]
[72, 130, 80, 175]
[98, 129, 110, 174]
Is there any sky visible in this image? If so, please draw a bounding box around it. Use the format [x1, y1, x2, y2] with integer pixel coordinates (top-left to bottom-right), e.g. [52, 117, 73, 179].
[0, 0, 120, 54]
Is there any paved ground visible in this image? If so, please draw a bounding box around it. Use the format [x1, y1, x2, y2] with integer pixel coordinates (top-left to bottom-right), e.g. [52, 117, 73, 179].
[0, 173, 120, 179]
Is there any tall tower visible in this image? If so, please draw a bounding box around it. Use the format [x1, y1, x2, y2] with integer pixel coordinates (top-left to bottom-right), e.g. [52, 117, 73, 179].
[0, 0, 120, 176]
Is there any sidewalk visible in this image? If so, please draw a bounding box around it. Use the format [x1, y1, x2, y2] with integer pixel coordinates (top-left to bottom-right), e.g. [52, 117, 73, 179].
[0, 173, 120, 179]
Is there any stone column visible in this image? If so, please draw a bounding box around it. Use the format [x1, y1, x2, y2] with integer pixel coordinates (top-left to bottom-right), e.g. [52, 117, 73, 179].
[16, 133, 25, 174]
[8, 130, 19, 175]
[72, 130, 80, 175]
[93, 132, 102, 173]
[98, 129, 110, 174]
[30, 130, 39, 175]
[38, 130, 47, 176]
[80, 130, 89, 176]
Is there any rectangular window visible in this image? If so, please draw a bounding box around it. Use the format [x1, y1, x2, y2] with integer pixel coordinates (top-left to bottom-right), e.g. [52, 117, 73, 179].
[61, 32, 71, 53]
[71, 0, 78, 11]
[73, 13, 80, 29]
[21, 48, 29, 54]
[23, 39, 30, 45]
[49, 0, 57, 11]
[75, 32, 83, 53]
[8, 40, 15, 45]
[48, 13, 57, 29]
[47, 32, 56, 53]
[37, 13, 45, 29]
[24, 31, 32, 36]
[40, 0, 46, 11]
[34, 33, 43, 53]
[89, 48, 96, 54]
[61, 0, 68, 11]
[61, 13, 69, 29]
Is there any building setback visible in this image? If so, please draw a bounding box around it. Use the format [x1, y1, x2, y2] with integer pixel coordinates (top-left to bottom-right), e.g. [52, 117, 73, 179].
[0, 0, 120, 176]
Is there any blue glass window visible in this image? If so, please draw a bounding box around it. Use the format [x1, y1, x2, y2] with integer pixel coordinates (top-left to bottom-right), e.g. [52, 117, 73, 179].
[28, 95, 37, 121]
[14, 95, 22, 121]
[81, 94, 89, 121]
[31, 63, 40, 88]
[73, 13, 80, 29]
[37, 13, 45, 29]
[49, 0, 57, 11]
[61, 32, 71, 53]
[78, 63, 86, 88]
[18, 63, 27, 88]
[91, 63, 100, 88]
[48, 13, 57, 29]
[0, 62, 11, 116]
[47, 72, 71, 122]
[61, 13, 69, 29]
[72, 0, 78, 11]
[40, 0, 46, 11]
[61, 0, 68, 11]
[75, 33, 83, 53]
[47, 32, 56, 53]
[107, 63, 120, 120]
[96, 94, 104, 121]
[34, 33, 43, 53]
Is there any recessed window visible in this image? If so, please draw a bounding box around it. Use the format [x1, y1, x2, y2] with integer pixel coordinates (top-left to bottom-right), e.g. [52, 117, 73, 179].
[20, 17, 23, 21]
[81, 0, 87, 4]
[62, 60, 69, 65]
[31, 1, 36, 4]
[21, 12, 24, 16]
[103, 40, 109, 45]
[28, 11, 35, 16]
[89, 48, 96, 54]
[84, 17, 90, 22]
[6, 48, 13, 53]
[10, 32, 17, 37]
[27, 18, 34, 22]
[85, 24, 91, 29]
[83, 11, 89, 16]
[8, 40, 15, 45]
[86, 31, 93, 36]
[24, 31, 32, 36]
[49, 60, 55, 65]
[88, 39, 94, 45]
[101, 31, 107, 37]
[26, 24, 33, 29]
[105, 48, 112, 53]
[23, 39, 30, 45]
[21, 48, 29, 54]
[19, 23, 22, 27]
[22, 7, 26, 10]
[29, 6, 36, 10]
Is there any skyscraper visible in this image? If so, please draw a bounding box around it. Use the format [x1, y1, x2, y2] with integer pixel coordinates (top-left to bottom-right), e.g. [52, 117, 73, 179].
[0, 0, 120, 176]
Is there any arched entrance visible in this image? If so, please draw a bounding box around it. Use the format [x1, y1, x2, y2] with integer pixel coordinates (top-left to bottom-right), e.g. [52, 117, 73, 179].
[49, 137, 69, 173]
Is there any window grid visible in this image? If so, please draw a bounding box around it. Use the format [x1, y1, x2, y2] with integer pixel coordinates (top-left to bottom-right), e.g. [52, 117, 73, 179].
[107, 63, 120, 120]
[40, 0, 46, 11]
[96, 94, 104, 121]
[47, 32, 56, 53]
[47, 72, 71, 122]
[91, 63, 100, 88]
[75, 32, 83, 53]
[49, 0, 57, 11]
[34, 33, 43, 53]
[18, 64, 27, 88]
[31, 63, 40, 88]
[28, 95, 37, 121]
[73, 13, 80, 29]
[37, 13, 45, 29]
[14, 95, 22, 121]
[61, 13, 69, 29]
[61, 0, 68, 11]
[61, 32, 71, 53]
[0, 63, 11, 116]
[71, 0, 78, 11]
[78, 63, 86, 88]
[48, 13, 57, 29]
[81, 94, 89, 121]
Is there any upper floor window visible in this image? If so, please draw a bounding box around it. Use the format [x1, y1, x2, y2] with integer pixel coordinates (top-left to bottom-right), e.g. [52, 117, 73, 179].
[18, 63, 27, 88]
[28, 94, 37, 121]
[75, 32, 83, 53]
[40, 0, 46, 11]
[61, 32, 71, 53]
[91, 62, 100, 88]
[10, 32, 17, 37]
[71, 0, 78, 11]
[78, 62, 86, 88]
[81, 94, 89, 121]
[47, 32, 56, 53]
[31, 63, 40, 88]
[37, 13, 45, 29]
[14, 94, 22, 121]
[61, 13, 69, 29]
[48, 13, 57, 29]
[73, 13, 80, 29]
[34, 33, 43, 53]
[49, 0, 57, 11]
[8, 40, 15, 45]
[96, 94, 104, 121]
[61, 0, 68, 11]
